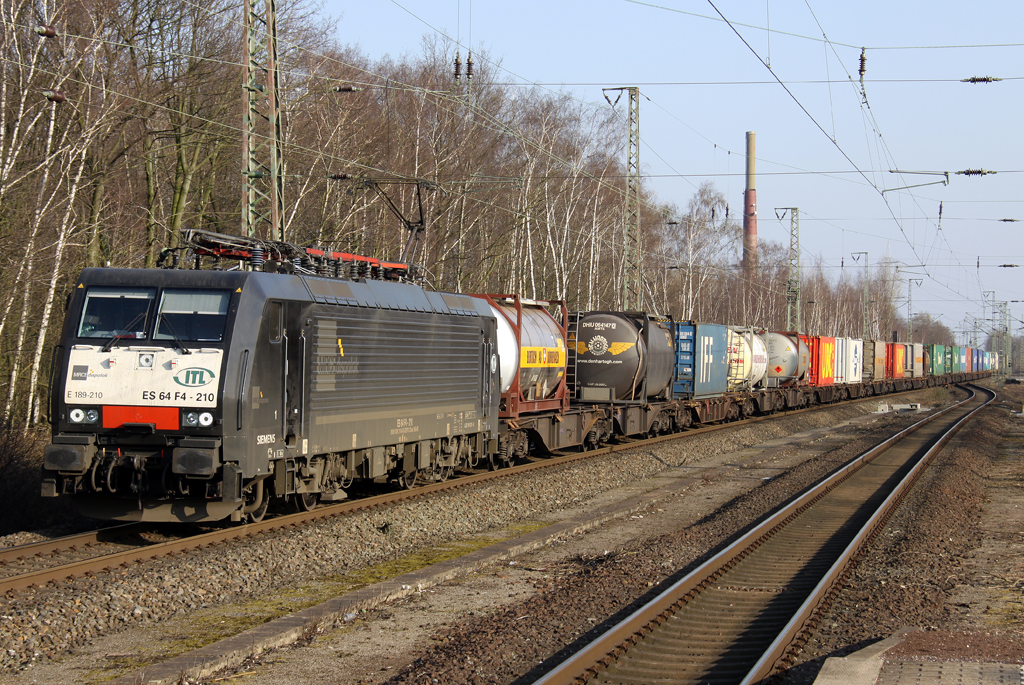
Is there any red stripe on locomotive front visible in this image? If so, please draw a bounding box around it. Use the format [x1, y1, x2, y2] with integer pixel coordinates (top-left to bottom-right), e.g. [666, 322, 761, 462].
[102, 406, 179, 430]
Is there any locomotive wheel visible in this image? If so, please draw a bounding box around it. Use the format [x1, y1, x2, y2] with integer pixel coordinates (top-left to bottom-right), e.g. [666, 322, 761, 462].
[243, 486, 270, 523]
[292, 492, 319, 512]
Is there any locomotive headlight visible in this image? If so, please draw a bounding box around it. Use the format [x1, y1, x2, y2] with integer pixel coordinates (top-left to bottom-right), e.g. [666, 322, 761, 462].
[183, 411, 199, 427]
[69, 408, 99, 424]
[198, 412, 214, 427]
[138, 352, 154, 368]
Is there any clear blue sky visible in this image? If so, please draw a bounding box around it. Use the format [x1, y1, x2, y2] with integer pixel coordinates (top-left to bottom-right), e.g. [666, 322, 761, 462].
[324, 0, 1024, 342]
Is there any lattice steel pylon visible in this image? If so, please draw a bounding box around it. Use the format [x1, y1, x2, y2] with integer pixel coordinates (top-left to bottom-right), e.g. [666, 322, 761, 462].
[1000, 301, 1011, 375]
[604, 86, 640, 310]
[624, 87, 640, 311]
[777, 208, 800, 331]
[242, 0, 284, 241]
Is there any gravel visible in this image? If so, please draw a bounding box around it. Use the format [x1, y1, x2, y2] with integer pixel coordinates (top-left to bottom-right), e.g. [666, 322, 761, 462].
[0, 397, 909, 677]
[373, 401, 950, 685]
[772, 381, 1024, 683]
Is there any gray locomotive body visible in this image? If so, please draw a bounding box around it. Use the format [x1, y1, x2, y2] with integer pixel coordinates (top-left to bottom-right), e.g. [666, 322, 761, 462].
[42, 268, 500, 522]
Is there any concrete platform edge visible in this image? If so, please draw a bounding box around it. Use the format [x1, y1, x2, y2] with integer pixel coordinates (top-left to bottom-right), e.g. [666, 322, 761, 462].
[812, 627, 917, 685]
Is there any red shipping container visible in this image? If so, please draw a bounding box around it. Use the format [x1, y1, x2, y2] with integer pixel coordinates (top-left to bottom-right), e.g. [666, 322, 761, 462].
[886, 343, 905, 379]
[807, 336, 836, 386]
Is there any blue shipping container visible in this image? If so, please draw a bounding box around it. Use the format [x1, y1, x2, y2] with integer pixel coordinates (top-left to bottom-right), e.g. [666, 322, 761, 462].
[674, 322, 729, 399]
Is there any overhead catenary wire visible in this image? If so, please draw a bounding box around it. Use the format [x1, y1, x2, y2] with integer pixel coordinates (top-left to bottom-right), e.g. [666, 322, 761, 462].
[23, 3, 1015, 318]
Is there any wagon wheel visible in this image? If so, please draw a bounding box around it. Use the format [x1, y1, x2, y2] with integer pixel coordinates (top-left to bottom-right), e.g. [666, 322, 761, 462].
[492, 441, 514, 469]
[431, 460, 454, 482]
[292, 492, 319, 512]
[398, 469, 419, 490]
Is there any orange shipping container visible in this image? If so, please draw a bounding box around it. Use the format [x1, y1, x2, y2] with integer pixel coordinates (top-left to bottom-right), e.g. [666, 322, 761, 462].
[808, 336, 836, 386]
[886, 342, 906, 379]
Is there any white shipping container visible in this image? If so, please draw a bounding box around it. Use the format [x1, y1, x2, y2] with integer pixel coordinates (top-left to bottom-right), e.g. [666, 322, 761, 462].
[834, 338, 863, 385]
[834, 338, 847, 384]
[845, 338, 863, 384]
[912, 343, 924, 378]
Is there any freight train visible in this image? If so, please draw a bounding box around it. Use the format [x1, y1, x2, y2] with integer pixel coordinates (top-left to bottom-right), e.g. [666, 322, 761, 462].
[41, 230, 994, 523]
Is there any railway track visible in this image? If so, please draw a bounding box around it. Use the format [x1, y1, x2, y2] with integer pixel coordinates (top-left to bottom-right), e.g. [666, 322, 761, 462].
[0, 386, 956, 598]
[534, 383, 993, 685]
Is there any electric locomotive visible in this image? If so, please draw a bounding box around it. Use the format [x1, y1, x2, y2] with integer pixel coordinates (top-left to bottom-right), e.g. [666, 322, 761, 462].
[42, 236, 501, 523]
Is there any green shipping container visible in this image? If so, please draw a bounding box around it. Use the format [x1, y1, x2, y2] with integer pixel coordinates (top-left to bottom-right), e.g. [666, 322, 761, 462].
[927, 344, 945, 377]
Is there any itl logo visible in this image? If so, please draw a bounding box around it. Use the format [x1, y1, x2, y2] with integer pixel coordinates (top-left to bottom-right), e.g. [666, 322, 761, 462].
[173, 367, 216, 387]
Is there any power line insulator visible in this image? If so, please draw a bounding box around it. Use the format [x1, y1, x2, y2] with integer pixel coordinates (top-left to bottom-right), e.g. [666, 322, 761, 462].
[43, 89, 65, 103]
[332, 85, 361, 92]
[35, 25, 56, 37]
[466, 53, 474, 80]
[858, 48, 866, 80]
[453, 51, 462, 83]
[960, 76, 1002, 83]
[956, 168, 996, 176]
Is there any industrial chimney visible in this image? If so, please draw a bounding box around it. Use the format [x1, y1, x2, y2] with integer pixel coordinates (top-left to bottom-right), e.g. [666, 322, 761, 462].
[742, 131, 758, 271]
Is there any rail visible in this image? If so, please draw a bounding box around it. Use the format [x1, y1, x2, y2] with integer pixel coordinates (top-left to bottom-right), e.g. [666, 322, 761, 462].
[534, 383, 994, 685]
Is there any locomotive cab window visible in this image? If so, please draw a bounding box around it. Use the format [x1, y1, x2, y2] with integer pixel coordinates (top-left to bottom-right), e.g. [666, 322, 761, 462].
[77, 287, 155, 339]
[154, 289, 230, 342]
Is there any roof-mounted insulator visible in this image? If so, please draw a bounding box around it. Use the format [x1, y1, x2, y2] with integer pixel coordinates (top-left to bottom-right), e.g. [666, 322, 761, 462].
[961, 76, 1002, 83]
[956, 168, 996, 176]
[466, 53, 474, 81]
[43, 89, 65, 103]
[35, 25, 56, 37]
[333, 85, 362, 92]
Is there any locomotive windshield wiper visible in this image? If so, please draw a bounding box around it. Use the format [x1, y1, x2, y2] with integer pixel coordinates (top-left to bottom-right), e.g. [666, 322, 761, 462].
[159, 317, 192, 355]
[101, 312, 148, 352]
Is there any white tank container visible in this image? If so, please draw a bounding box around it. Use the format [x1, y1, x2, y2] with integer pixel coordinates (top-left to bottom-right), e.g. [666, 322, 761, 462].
[488, 300, 565, 399]
[763, 332, 808, 382]
[727, 328, 768, 389]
